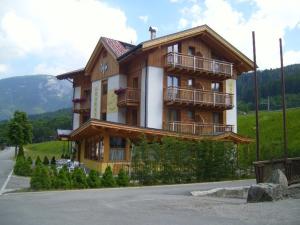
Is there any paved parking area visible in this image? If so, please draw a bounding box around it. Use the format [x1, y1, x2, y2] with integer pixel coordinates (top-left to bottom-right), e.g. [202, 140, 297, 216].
[0, 179, 300, 225]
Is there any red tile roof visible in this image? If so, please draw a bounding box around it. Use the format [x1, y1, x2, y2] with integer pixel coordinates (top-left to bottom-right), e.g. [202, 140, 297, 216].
[102, 37, 135, 58]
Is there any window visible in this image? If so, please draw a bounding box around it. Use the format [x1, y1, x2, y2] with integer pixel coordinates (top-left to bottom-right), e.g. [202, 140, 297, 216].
[84, 136, 104, 161]
[102, 81, 107, 95]
[213, 112, 221, 124]
[132, 77, 139, 88]
[187, 78, 194, 88]
[101, 112, 106, 121]
[109, 137, 126, 161]
[188, 46, 195, 56]
[131, 109, 138, 126]
[187, 110, 195, 121]
[168, 109, 180, 122]
[211, 82, 221, 92]
[167, 43, 181, 53]
[167, 75, 179, 87]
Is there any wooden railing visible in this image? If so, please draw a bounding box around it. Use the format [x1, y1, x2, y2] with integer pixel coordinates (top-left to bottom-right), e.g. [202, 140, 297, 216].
[73, 99, 90, 113]
[164, 87, 233, 108]
[165, 52, 233, 77]
[163, 121, 233, 136]
[117, 88, 140, 107]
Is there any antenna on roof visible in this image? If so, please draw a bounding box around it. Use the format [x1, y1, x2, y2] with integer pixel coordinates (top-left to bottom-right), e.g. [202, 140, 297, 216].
[149, 26, 157, 40]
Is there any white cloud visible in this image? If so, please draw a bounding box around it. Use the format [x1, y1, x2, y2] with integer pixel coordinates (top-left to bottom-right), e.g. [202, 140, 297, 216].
[0, 0, 137, 75]
[0, 64, 9, 73]
[33, 63, 68, 75]
[139, 15, 148, 23]
[177, 0, 300, 69]
[178, 18, 188, 29]
[284, 50, 300, 66]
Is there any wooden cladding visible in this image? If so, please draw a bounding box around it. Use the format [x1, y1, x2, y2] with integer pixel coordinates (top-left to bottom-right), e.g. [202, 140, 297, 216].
[73, 98, 91, 114]
[117, 88, 140, 107]
[165, 52, 233, 78]
[163, 121, 233, 136]
[164, 87, 233, 109]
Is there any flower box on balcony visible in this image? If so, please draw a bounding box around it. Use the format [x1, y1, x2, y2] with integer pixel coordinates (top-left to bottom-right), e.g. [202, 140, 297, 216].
[114, 88, 126, 95]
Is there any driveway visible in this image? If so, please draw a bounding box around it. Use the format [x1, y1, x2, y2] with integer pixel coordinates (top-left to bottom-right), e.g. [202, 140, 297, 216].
[0, 147, 14, 193]
[0, 179, 299, 225]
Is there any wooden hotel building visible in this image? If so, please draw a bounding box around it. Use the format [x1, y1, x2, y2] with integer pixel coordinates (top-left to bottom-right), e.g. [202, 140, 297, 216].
[57, 25, 253, 173]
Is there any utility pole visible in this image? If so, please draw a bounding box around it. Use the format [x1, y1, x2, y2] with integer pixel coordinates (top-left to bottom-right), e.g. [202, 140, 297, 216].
[279, 38, 288, 158]
[252, 31, 260, 161]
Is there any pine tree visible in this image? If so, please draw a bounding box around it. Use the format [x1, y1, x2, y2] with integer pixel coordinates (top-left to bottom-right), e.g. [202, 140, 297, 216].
[35, 156, 42, 166]
[102, 166, 116, 187]
[50, 156, 56, 165]
[72, 167, 87, 189]
[43, 156, 49, 165]
[87, 170, 101, 188]
[117, 168, 129, 187]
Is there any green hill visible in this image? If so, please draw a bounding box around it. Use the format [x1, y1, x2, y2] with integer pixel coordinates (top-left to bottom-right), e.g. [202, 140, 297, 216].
[237, 64, 300, 111]
[238, 108, 300, 167]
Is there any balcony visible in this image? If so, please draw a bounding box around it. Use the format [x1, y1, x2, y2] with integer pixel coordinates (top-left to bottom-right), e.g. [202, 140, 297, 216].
[163, 121, 233, 136]
[165, 52, 233, 79]
[73, 98, 90, 114]
[116, 88, 140, 107]
[164, 87, 233, 109]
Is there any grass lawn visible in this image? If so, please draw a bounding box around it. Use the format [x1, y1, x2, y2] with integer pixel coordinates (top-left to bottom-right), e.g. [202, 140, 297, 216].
[24, 141, 67, 160]
[238, 108, 300, 160]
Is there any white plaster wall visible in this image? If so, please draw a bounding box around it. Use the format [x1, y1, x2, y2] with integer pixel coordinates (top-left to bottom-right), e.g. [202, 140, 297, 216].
[91, 80, 101, 119]
[140, 67, 146, 127]
[107, 74, 127, 123]
[226, 79, 237, 133]
[146, 66, 164, 129]
[73, 86, 81, 130]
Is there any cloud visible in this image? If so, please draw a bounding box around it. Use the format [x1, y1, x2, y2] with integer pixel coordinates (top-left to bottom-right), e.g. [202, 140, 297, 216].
[0, 0, 137, 75]
[178, 18, 188, 29]
[284, 50, 300, 66]
[0, 64, 9, 73]
[139, 15, 148, 23]
[177, 0, 300, 69]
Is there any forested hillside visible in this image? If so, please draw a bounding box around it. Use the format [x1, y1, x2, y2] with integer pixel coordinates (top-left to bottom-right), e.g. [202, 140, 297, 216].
[237, 64, 300, 112]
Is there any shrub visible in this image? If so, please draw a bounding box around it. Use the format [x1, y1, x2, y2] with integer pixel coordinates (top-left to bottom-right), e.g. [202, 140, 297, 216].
[27, 156, 33, 165]
[87, 170, 101, 188]
[72, 167, 87, 189]
[35, 156, 42, 166]
[117, 168, 129, 187]
[50, 156, 56, 165]
[17, 146, 25, 159]
[102, 166, 116, 187]
[61, 153, 65, 159]
[43, 156, 49, 165]
[52, 166, 71, 189]
[30, 165, 51, 190]
[14, 157, 32, 176]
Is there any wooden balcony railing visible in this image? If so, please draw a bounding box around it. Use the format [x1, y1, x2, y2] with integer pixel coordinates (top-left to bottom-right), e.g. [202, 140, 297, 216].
[73, 99, 90, 114]
[163, 121, 233, 136]
[117, 88, 140, 107]
[165, 52, 233, 77]
[164, 87, 233, 109]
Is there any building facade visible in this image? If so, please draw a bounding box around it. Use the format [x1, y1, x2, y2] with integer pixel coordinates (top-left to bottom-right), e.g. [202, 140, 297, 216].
[57, 25, 253, 174]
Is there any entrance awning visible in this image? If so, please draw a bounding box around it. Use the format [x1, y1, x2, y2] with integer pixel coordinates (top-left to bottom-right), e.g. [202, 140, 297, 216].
[69, 119, 253, 144]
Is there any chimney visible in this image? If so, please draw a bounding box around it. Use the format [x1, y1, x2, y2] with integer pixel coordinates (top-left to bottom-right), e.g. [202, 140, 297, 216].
[149, 26, 157, 40]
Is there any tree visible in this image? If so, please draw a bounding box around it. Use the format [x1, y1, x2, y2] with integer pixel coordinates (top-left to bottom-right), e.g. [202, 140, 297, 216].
[30, 165, 51, 190]
[87, 170, 101, 188]
[35, 156, 42, 166]
[43, 156, 49, 165]
[117, 168, 129, 187]
[27, 156, 33, 165]
[72, 167, 87, 189]
[102, 166, 116, 187]
[7, 111, 32, 157]
[51, 156, 56, 165]
[14, 157, 32, 176]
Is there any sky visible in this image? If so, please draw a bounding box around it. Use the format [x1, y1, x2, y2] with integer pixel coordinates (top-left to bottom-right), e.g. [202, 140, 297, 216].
[0, 0, 299, 79]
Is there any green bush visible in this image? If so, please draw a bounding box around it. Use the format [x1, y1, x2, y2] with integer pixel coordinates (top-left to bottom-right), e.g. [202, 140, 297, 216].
[117, 168, 129, 187]
[72, 167, 88, 189]
[30, 165, 51, 190]
[51, 156, 56, 165]
[17, 146, 25, 158]
[14, 157, 32, 176]
[52, 166, 71, 189]
[87, 170, 101, 188]
[27, 156, 33, 165]
[43, 156, 49, 165]
[102, 166, 116, 187]
[35, 156, 42, 166]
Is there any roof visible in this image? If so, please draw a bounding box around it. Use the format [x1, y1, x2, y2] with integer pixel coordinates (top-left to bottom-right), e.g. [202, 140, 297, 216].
[57, 129, 72, 140]
[56, 68, 84, 80]
[102, 37, 135, 58]
[70, 119, 253, 144]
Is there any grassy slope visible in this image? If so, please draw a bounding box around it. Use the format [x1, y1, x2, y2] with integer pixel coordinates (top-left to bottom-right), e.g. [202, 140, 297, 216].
[238, 108, 300, 160]
[24, 141, 67, 160]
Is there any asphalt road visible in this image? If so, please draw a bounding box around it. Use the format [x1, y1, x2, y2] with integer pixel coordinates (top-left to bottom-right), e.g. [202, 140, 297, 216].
[1, 179, 299, 225]
[0, 147, 14, 192]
